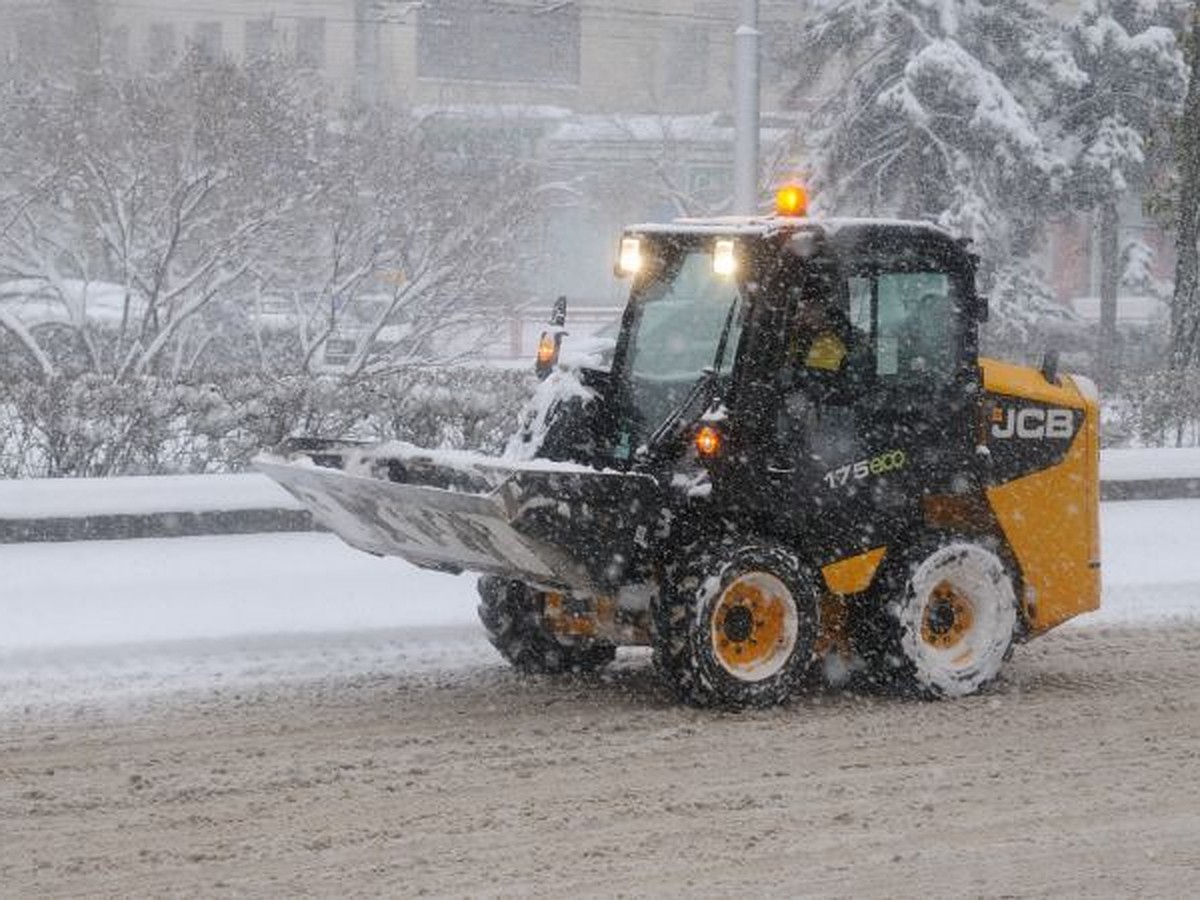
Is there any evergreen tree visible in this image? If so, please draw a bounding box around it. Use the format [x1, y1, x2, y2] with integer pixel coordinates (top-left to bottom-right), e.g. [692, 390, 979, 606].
[1059, 0, 1186, 387]
[789, 0, 1087, 359]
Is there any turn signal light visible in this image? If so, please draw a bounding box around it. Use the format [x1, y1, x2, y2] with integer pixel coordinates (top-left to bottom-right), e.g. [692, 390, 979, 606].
[535, 331, 559, 378]
[775, 184, 809, 218]
[694, 424, 723, 458]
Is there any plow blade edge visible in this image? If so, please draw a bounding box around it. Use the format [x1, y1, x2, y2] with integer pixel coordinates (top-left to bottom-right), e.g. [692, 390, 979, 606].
[255, 446, 657, 593]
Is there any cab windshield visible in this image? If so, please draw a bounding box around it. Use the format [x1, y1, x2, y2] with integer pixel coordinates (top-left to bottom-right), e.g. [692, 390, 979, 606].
[621, 241, 746, 442]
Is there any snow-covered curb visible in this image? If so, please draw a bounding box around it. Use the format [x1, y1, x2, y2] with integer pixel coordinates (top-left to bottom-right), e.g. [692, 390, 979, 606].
[0, 473, 314, 543]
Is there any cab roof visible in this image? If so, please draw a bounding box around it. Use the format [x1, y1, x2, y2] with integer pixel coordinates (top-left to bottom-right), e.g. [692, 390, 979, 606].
[624, 215, 954, 241]
[623, 216, 971, 268]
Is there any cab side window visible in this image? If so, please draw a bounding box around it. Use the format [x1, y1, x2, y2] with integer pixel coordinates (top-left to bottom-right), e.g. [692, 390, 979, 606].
[779, 262, 859, 404]
[849, 271, 961, 383]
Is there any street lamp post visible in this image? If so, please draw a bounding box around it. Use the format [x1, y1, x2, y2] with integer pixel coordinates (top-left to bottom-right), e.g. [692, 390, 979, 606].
[733, 0, 760, 216]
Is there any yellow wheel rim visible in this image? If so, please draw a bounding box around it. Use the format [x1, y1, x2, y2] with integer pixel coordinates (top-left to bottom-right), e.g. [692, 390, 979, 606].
[710, 572, 798, 682]
[920, 580, 976, 652]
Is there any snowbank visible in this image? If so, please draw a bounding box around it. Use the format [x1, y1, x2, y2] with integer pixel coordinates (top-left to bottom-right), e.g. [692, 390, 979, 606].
[0, 501, 1195, 655]
[0, 500, 1195, 711]
[0, 472, 303, 518]
[1100, 447, 1200, 482]
[0, 532, 477, 651]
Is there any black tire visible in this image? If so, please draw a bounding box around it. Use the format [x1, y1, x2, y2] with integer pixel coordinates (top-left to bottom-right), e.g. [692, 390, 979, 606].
[651, 543, 820, 708]
[853, 537, 1018, 698]
[476, 576, 616, 674]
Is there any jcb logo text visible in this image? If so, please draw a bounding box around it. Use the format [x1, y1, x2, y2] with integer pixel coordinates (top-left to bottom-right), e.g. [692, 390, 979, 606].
[992, 407, 1075, 440]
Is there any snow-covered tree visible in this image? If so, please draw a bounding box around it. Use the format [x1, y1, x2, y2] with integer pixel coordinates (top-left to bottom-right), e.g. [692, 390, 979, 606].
[0, 53, 543, 382]
[788, 0, 1088, 358]
[1171, 0, 1200, 371]
[0, 53, 316, 380]
[985, 264, 1084, 361]
[1059, 0, 1186, 386]
[265, 106, 541, 377]
[792, 1, 1081, 256]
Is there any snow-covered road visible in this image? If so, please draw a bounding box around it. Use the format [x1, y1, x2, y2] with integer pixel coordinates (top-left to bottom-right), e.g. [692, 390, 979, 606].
[2, 500, 1200, 897]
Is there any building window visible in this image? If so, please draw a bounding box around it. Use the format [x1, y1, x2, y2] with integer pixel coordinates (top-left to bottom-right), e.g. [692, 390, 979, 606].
[418, 0, 580, 85]
[664, 25, 709, 92]
[245, 18, 276, 63]
[148, 22, 176, 71]
[192, 22, 222, 60]
[296, 18, 326, 70]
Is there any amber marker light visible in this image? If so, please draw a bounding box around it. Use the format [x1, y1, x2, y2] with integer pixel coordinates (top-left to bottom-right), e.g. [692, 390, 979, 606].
[694, 424, 723, 458]
[775, 184, 809, 217]
[536, 332, 557, 366]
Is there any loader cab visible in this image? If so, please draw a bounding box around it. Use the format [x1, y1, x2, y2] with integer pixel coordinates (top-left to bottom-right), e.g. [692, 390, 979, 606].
[751, 222, 985, 556]
[609, 215, 985, 557]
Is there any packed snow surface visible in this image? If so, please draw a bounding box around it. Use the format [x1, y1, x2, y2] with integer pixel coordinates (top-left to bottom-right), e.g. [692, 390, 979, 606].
[0, 498, 1194, 650]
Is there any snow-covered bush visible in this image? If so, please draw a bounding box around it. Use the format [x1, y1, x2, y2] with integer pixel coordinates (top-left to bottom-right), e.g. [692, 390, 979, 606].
[0, 367, 535, 478]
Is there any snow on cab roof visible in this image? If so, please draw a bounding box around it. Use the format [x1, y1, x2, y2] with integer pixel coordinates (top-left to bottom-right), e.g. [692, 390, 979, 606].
[624, 216, 954, 239]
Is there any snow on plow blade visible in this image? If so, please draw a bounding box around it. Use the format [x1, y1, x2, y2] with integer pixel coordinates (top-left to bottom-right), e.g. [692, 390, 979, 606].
[254, 440, 658, 592]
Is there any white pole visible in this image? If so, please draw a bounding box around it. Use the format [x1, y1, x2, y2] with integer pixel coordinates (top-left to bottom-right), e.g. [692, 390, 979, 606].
[733, 0, 760, 216]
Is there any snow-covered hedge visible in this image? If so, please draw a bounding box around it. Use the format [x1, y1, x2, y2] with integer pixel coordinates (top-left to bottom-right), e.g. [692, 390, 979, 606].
[0, 367, 534, 478]
[1106, 368, 1200, 449]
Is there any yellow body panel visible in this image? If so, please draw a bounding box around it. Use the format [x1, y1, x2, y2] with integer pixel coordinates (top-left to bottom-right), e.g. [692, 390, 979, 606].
[980, 357, 1084, 406]
[821, 547, 887, 595]
[981, 360, 1101, 633]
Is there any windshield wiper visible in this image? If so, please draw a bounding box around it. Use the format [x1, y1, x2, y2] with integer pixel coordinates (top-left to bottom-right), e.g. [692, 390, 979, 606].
[711, 295, 740, 374]
[639, 367, 717, 464]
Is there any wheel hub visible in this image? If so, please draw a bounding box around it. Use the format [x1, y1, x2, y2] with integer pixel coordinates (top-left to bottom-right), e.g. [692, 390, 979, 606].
[722, 604, 754, 642]
[710, 572, 799, 682]
[920, 581, 975, 650]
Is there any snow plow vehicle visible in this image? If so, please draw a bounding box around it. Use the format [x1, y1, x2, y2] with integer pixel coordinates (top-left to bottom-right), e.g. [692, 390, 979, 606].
[256, 186, 1100, 708]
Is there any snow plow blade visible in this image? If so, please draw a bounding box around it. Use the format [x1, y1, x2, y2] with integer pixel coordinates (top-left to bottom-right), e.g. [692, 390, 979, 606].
[254, 439, 658, 592]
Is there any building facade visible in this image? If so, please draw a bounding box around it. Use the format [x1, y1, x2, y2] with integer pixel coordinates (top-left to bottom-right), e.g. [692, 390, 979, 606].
[96, 1, 810, 114]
